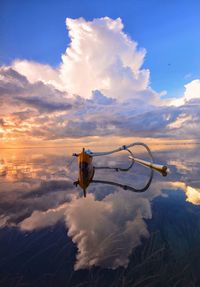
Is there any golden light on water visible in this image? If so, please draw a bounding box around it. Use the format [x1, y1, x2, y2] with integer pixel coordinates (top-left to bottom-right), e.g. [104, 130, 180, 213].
[186, 186, 200, 205]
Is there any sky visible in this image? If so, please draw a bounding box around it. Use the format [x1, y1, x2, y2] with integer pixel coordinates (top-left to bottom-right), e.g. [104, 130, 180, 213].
[0, 0, 200, 146]
[1, 0, 200, 97]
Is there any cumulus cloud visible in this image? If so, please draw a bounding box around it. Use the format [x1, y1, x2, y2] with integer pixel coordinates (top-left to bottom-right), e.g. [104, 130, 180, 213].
[17, 190, 154, 269]
[12, 60, 63, 90]
[19, 203, 67, 231]
[165, 181, 200, 206]
[12, 17, 153, 103]
[1, 17, 200, 142]
[0, 149, 76, 227]
[7, 174, 200, 270]
[185, 186, 200, 205]
[1, 143, 200, 270]
[1, 147, 165, 270]
[184, 80, 200, 102]
[170, 79, 200, 107]
[0, 66, 72, 112]
[65, 192, 151, 270]
[60, 17, 153, 102]
[16, 164, 166, 270]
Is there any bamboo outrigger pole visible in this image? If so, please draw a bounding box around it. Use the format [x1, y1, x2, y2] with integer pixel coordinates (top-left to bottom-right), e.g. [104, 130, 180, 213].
[128, 155, 167, 176]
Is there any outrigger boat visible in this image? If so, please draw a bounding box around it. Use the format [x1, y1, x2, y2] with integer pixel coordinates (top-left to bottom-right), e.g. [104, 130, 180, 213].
[72, 142, 167, 197]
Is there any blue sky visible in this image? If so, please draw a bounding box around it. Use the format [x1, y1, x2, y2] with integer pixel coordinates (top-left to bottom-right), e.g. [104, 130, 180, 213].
[1, 0, 200, 98]
[1, 0, 200, 146]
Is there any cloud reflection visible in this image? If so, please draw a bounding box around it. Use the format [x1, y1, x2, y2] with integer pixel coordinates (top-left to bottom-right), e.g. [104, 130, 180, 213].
[167, 181, 200, 205]
[19, 203, 68, 231]
[65, 192, 151, 269]
[186, 186, 200, 205]
[0, 159, 7, 176]
[1, 145, 200, 271]
[17, 189, 153, 269]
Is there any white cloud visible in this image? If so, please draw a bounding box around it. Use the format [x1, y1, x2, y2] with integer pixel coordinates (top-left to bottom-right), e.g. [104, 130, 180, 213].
[184, 79, 200, 102]
[185, 186, 200, 205]
[18, 190, 153, 270]
[11, 17, 159, 105]
[64, 190, 159, 270]
[170, 79, 200, 106]
[60, 17, 151, 101]
[1, 17, 200, 141]
[168, 114, 192, 129]
[19, 203, 67, 231]
[12, 60, 63, 91]
[162, 181, 200, 206]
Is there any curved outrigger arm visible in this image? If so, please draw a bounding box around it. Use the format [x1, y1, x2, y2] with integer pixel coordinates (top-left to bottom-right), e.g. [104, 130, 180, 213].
[84, 142, 153, 157]
[84, 142, 167, 177]
[91, 167, 153, 193]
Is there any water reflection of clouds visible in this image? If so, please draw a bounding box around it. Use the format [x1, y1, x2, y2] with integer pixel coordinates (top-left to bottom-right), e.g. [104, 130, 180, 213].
[162, 147, 200, 205]
[1, 146, 200, 271]
[0, 149, 75, 228]
[0, 159, 7, 176]
[65, 192, 151, 270]
[17, 190, 155, 269]
[165, 181, 200, 205]
[185, 185, 200, 205]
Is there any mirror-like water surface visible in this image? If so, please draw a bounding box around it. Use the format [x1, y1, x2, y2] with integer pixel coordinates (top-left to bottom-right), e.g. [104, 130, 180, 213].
[1, 144, 200, 287]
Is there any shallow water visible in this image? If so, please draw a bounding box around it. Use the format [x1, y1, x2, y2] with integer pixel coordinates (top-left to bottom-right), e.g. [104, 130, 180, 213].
[0, 145, 200, 287]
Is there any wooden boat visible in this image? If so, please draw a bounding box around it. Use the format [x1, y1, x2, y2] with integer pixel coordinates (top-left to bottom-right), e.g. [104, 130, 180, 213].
[73, 142, 167, 197]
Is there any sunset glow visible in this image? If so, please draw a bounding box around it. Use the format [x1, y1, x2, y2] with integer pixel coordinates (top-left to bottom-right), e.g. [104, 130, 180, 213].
[1, 2, 200, 285]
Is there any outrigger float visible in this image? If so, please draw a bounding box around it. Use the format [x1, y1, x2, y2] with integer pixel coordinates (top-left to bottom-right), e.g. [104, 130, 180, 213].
[72, 142, 168, 197]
